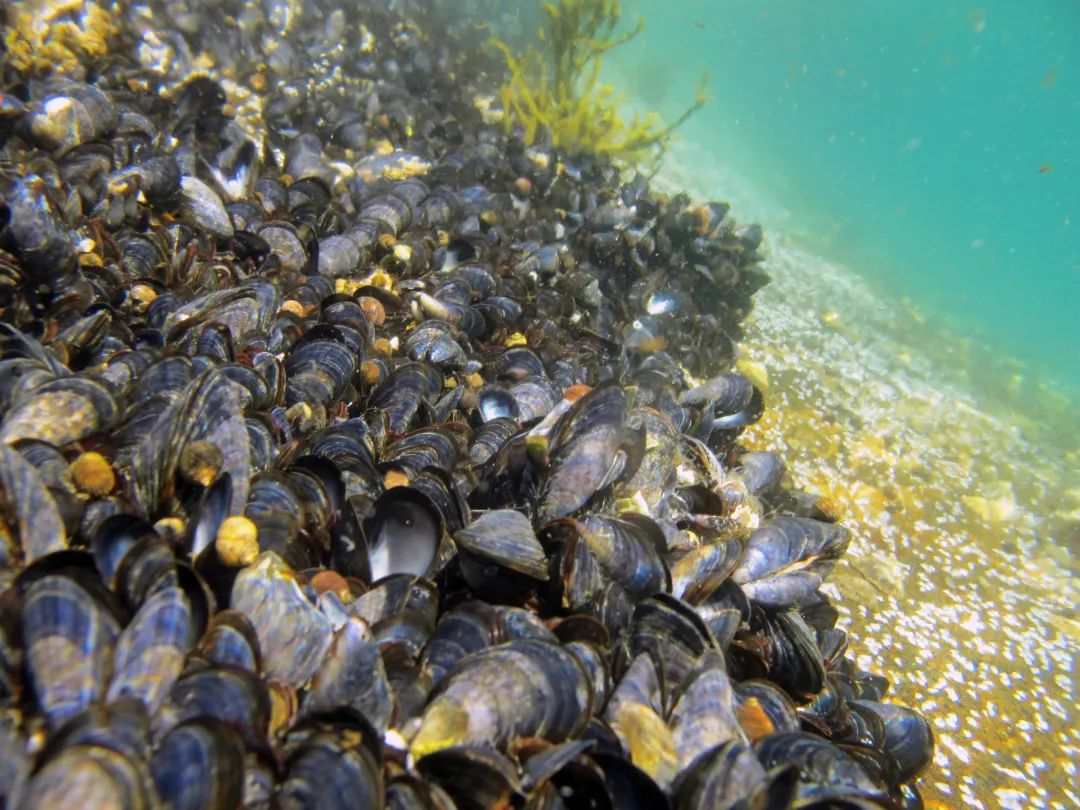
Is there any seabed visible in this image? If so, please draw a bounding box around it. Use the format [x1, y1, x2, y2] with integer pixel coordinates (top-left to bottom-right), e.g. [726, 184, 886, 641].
[727, 232, 1078, 808]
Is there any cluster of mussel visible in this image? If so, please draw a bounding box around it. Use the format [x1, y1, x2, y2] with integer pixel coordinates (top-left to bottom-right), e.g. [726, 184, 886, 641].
[0, 2, 932, 809]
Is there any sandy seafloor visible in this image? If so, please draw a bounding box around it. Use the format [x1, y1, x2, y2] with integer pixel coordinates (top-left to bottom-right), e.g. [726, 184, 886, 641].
[658, 142, 1079, 809]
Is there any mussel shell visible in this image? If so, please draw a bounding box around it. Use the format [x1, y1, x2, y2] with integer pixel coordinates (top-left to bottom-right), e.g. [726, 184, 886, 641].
[18, 744, 155, 810]
[734, 680, 801, 742]
[761, 610, 827, 700]
[476, 386, 519, 423]
[669, 650, 746, 768]
[414, 745, 521, 810]
[304, 616, 393, 733]
[731, 516, 850, 608]
[537, 383, 627, 522]
[150, 719, 246, 810]
[737, 451, 786, 499]
[507, 377, 561, 426]
[196, 609, 262, 672]
[754, 732, 879, 794]
[0, 444, 68, 563]
[851, 700, 934, 784]
[412, 639, 593, 757]
[629, 594, 717, 698]
[131, 368, 252, 519]
[106, 585, 191, 714]
[668, 539, 742, 606]
[454, 509, 548, 581]
[179, 176, 234, 238]
[23, 574, 121, 729]
[371, 362, 444, 436]
[284, 336, 357, 408]
[1, 375, 121, 448]
[230, 552, 333, 686]
[277, 730, 384, 810]
[467, 417, 518, 465]
[544, 513, 669, 604]
[160, 665, 270, 750]
[671, 740, 767, 810]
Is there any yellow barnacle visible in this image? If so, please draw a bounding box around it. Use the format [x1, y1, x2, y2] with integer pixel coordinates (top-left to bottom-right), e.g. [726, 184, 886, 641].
[505, 332, 529, 347]
[179, 440, 224, 488]
[154, 517, 186, 546]
[362, 269, 394, 290]
[68, 451, 115, 497]
[333, 279, 361, 297]
[215, 516, 260, 568]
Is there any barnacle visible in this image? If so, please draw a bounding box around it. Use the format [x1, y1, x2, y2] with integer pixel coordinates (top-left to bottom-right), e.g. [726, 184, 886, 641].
[3, 0, 119, 78]
[491, 0, 708, 166]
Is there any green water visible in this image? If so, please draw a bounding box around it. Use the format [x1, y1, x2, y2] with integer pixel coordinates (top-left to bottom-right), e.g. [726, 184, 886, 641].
[603, 1, 1079, 401]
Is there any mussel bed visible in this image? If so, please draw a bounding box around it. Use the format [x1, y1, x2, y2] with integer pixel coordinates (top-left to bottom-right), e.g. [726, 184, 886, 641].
[0, 1, 933, 808]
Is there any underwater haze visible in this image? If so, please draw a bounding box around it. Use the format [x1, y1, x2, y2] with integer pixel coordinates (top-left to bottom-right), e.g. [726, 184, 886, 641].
[607, 0, 1079, 406]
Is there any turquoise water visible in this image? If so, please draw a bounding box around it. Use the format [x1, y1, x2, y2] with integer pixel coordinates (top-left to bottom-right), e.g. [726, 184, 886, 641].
[604, 1, 1080, 401]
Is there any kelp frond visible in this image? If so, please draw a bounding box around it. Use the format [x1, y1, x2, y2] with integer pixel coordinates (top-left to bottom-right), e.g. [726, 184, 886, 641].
[491, 0, 708, 167]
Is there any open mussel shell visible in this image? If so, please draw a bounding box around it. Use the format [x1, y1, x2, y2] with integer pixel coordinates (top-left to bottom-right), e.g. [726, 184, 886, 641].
[411, 638, 593, 758]
[476, 386, 519, 423]
[364, 486, 445, 582]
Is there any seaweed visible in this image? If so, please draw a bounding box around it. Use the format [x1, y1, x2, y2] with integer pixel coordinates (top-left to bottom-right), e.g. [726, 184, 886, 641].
[491, 0, 708, 167]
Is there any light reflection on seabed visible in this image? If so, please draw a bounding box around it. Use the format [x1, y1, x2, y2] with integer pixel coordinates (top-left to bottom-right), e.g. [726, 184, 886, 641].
[732, 234, 1079, 809]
